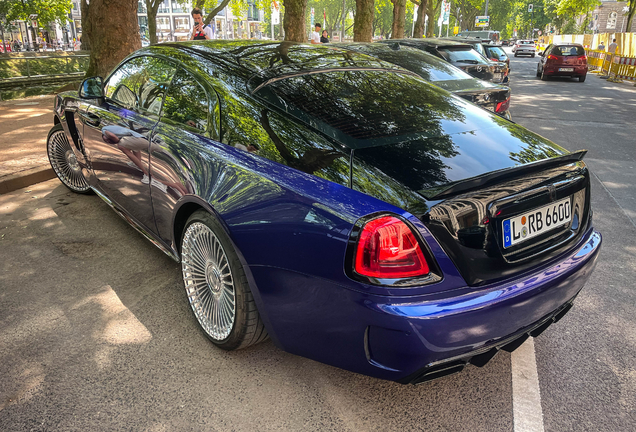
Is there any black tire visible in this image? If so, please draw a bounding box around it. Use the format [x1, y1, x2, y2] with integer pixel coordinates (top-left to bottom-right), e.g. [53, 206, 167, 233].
[579, 75, 586, 82]
[180, 210, 268, 350]
[536, 64, 541, 77]
[46, 124, 92, 194]
[531, 54, 535, 58]
[541, 70, 548, 81]
[514, 53, 518, 57]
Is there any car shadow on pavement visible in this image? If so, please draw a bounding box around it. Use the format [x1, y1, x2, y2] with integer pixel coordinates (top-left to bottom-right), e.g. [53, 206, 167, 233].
[0, 180, 515, 431]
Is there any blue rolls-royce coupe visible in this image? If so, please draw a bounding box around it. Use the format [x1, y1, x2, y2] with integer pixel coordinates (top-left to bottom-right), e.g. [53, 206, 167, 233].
[47, 40, 601, 384]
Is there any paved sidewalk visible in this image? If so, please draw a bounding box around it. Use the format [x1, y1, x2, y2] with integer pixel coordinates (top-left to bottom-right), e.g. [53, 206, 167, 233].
[0, 95, 56, 194]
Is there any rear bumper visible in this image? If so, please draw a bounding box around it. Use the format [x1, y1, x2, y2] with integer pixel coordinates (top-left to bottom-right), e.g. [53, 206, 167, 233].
[250, 228, 601, 383]
[545, 66, 588, 76]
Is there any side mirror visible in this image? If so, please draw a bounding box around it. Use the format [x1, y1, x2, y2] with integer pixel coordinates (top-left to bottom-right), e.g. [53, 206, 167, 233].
[79, 77, 104, 99]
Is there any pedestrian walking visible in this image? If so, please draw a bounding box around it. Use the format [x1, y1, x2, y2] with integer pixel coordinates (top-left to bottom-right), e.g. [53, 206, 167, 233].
[608, 39, 618, 54]
[597, 41, 605, 51]
[190, 8, 213, 40]
[310, 23, 322, 44]
[320, 30, 330, 43]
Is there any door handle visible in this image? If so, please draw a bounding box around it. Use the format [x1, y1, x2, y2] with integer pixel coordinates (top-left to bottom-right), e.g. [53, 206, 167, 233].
[80, 112, 101, 127]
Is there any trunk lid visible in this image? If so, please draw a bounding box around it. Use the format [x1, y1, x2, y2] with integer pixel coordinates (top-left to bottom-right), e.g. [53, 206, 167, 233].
[352, 121, 592, 287]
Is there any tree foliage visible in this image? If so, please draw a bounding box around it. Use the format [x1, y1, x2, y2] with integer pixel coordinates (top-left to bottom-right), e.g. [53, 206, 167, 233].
[3, 0, 72, 28]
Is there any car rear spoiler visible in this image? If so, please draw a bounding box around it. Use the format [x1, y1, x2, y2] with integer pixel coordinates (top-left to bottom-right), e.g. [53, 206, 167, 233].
[419, 150, 587, 200]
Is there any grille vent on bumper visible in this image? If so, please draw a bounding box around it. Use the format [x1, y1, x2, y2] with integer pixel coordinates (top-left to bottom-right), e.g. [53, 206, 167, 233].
[400, 299, 575, 385]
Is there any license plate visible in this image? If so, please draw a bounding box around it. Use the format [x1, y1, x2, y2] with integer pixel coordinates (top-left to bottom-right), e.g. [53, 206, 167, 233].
[559, 68, 574, 72]
[502, 197, 572, 248]
[493, 73, 502, 80]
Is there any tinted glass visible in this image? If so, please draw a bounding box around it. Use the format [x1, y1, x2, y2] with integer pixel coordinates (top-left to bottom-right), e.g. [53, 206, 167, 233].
[438, 48, 488, 64]
[104, 56, 176, 114]
[253, 69, 469, 144]
[220, 96, 350, 186]
[472, 43, 487, 57]
[551, 46, 585, 56]
[486, 46, 507, 60]
[340, 44, 473, 82]
[354, 120, 567, 192]
[162, 68, 210, 133]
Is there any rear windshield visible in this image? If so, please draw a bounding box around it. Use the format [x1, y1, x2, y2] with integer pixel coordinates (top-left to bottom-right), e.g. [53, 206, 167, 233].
[486, 46, 507, 59]
[253, 69, 471, 145]
[519, 41, 534, 45]
[551, 46, 585, 56]
[354, 46, 474, 82]
[438, 48, 488, 64]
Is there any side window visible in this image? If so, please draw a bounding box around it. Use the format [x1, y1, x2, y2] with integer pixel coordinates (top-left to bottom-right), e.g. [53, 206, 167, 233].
[162, 68, 212, 135]
[220, 99, 350, 187]
[104, 56, 176, 115]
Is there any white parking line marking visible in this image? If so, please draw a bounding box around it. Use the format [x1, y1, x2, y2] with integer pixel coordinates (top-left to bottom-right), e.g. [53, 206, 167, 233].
[511, 338, 545, 432]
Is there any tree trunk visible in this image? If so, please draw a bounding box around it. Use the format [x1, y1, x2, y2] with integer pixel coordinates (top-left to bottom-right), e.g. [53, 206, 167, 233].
[413, 0, 427, 38]
[426, 0, 440, 38]
[626, 3, 636, 33]
[80, 0, 91, 51]
[283, 0, 307, 42]
[390, 0, 407, 39]
[147, 0, 158, 44]
[84, 0, 141, 78]
[354, 0, 374, 42]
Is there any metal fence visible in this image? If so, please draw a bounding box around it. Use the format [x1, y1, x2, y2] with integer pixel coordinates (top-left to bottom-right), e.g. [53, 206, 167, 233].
[0, 55, 89, 81]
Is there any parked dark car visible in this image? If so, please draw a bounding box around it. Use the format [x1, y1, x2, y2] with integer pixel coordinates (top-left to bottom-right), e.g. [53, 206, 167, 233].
[333, 42, 511, 118]
[502, 40, 509, 46]
[382, 38, 508, 85]
[443, 37, 511, 74]
[48, 40, 601, 384]
[537, 43, 588, 82]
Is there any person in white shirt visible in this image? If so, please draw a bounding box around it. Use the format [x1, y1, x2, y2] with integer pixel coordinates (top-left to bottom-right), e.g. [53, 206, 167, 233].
[310, 23, 322, 44]
[608, 39, 618, 54]
[190, 8, 213, 40]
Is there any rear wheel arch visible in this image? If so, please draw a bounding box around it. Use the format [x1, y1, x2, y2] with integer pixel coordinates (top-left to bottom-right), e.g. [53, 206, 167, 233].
[173, 200, 210, 254]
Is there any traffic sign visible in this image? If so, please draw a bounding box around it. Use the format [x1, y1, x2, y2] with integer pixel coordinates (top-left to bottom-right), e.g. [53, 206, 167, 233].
[475, 16, 490, 28]
[528, 4, 533, 13]
[453, 26, 460, 35]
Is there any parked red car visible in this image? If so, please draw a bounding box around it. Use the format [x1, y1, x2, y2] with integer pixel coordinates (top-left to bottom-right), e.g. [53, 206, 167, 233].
[537, 43, 588, 82]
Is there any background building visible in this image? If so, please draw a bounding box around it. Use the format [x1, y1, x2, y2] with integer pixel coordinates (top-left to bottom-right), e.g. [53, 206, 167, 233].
[136, 1, 263, 42]
[590, 1, 636, 33]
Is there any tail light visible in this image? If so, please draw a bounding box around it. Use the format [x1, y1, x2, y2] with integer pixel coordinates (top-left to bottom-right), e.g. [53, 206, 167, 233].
[354, 216, 429, 279]
[578, 55, 587, 63]
[547, 54, 558, 61]
[496, 96, 511, 114]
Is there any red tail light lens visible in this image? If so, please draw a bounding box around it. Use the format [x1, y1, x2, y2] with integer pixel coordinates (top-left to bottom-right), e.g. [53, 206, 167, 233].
[496, 96, 511, 113]
[578, 55, 587, 63]
[547, 54, 558, 60]
[354, 216, 429, 279]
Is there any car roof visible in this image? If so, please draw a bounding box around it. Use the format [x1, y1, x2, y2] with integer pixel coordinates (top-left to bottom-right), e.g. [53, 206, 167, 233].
[148, 40, 410, 83]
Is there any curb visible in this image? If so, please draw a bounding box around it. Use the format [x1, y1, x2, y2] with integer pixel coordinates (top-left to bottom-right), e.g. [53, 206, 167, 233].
[0, 165, 55, 195]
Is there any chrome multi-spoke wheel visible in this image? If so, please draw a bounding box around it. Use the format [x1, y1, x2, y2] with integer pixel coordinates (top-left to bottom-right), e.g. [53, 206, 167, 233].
[181, 221, 236, 342]
[47, 125, 90, 193]
[180, 210, 268, 350]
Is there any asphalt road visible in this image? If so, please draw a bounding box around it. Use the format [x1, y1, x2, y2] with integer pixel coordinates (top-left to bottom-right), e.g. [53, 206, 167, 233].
[0, 50, 634, 431]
